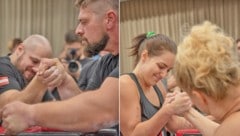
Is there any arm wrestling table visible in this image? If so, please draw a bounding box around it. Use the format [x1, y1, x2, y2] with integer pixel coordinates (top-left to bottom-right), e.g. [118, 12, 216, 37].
[0, 126, 118, 136]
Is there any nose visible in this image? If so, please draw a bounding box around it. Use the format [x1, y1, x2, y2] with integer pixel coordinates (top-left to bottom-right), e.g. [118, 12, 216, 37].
[75, 24, 84, 36]
[32, 66, 39, 73]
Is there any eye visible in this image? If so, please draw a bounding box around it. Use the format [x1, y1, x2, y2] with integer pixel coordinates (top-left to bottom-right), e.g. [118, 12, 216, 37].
[32, 60, 39, 64]
[31, 58, 40, 64]
[79, 19, 87, 25]
[157, 63, 166, 70]
[167, 68, 172, 73]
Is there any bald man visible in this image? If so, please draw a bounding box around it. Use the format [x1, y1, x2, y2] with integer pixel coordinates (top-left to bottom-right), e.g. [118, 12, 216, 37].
[0, 34, 63, 109]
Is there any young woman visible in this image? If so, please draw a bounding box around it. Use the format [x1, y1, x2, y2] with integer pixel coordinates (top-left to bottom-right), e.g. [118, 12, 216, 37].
[120, 32, 192, 136]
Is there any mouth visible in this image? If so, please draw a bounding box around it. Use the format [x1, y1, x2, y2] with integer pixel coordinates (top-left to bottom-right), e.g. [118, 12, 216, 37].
[153, 74, 161, 82]
[25, 70, 36, 81]
[81, 37, 89, 46]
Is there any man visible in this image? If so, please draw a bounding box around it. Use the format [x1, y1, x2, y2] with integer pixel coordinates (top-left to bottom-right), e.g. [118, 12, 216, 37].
[1, 0, 119, 134]
[0, 34, 67, 109]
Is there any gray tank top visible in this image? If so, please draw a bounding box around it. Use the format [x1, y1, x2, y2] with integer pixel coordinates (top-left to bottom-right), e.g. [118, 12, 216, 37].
[128, 73, 167, 136]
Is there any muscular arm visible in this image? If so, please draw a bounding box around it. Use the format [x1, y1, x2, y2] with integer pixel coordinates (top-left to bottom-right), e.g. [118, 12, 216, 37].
[120, 76, 173, 136]
[56, 74, 82, 100]
[165, 115, 194, 132]
[120, 75, 192, 136]
[0, 76, 46, 109]
[184, 108, 240, 136]
[30, 77, 118, 132]
[184, 108, 219, 136]
[39, 58, 81, 100]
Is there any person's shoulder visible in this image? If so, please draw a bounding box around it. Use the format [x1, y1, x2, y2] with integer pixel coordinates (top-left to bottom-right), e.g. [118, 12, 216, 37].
[109, 66, 119, 78]
[82, 58, 98, 68]
[0, 56, 14, 72]
[222, 111, 240, 123]
[120, 81, 140, 110]
[120, 74, 140, 98]
[0, 56, 10, 63]
[120, 74, 131, 84]
[101, 53, 112, 58]
[79, 57, 93, 67]
[100, 53, 118, 61]
[215, 111, 240, 135]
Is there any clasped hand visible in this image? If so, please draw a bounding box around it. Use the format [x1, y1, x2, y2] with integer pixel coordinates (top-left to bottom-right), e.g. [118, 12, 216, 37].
[164, 90, 192, 116]
[38, 58, 67, 87]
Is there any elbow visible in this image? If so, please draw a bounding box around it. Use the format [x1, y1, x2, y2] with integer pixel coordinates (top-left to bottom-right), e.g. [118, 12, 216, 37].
[93, 112, 118, 130]
[165, 119, 179, 133]
[78, 112, 118, 133]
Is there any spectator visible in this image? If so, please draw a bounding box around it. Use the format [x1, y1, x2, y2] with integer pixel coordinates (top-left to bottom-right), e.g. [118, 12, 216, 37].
[59, 29, 92, 66]
[7, 38, 22, 55]
[59, 30, 93, 80]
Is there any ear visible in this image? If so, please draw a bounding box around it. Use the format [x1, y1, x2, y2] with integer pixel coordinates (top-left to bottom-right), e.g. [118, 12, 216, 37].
[15, 44, 25, 56]
[105, 10, 117, 30]
[141, 49, 149, 62]
[192, 90, 208, 105]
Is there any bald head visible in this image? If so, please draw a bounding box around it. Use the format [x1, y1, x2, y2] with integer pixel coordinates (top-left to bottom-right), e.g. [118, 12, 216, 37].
[23, 35, 52, 58]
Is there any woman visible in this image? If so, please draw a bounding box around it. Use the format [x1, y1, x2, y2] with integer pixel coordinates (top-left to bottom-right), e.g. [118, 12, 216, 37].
[175, 21, 240, 136]
[120, 32, 192, 136]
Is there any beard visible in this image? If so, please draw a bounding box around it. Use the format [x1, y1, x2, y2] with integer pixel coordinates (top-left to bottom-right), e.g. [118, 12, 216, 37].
[83, 34, 109, 56]
[15, 53, 35, 83]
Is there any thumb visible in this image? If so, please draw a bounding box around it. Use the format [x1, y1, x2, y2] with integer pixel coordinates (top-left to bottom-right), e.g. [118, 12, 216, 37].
[38, 58, 57, 75]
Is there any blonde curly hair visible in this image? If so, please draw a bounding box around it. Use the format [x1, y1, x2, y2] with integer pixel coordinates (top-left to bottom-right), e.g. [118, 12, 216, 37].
[174, 21, 240, 100]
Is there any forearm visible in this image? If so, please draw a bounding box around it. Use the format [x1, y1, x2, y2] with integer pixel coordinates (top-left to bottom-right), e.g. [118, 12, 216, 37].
[0, 76, 47, 108]
[166, 115, 194, 132]
[57, 74, 81, 100]
[130, 106, 172, 136]
[184, 108, 219, 136]
[31, 91, 117, 132]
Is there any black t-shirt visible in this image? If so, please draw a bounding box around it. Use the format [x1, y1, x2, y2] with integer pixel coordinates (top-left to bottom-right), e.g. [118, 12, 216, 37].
[78, 54, 119, 91]
[0, 56, 26, 93]
[79, 57, 93, 67]
[0, 56, 56, 101]
[78, 59, 98, 90]
[109, 65, 119, 78]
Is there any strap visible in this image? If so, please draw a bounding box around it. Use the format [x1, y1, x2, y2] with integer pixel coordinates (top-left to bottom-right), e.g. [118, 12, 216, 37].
[127, 73, 145, 98]
[153, 85, 167, 136]
[153, 85, 164, 107]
